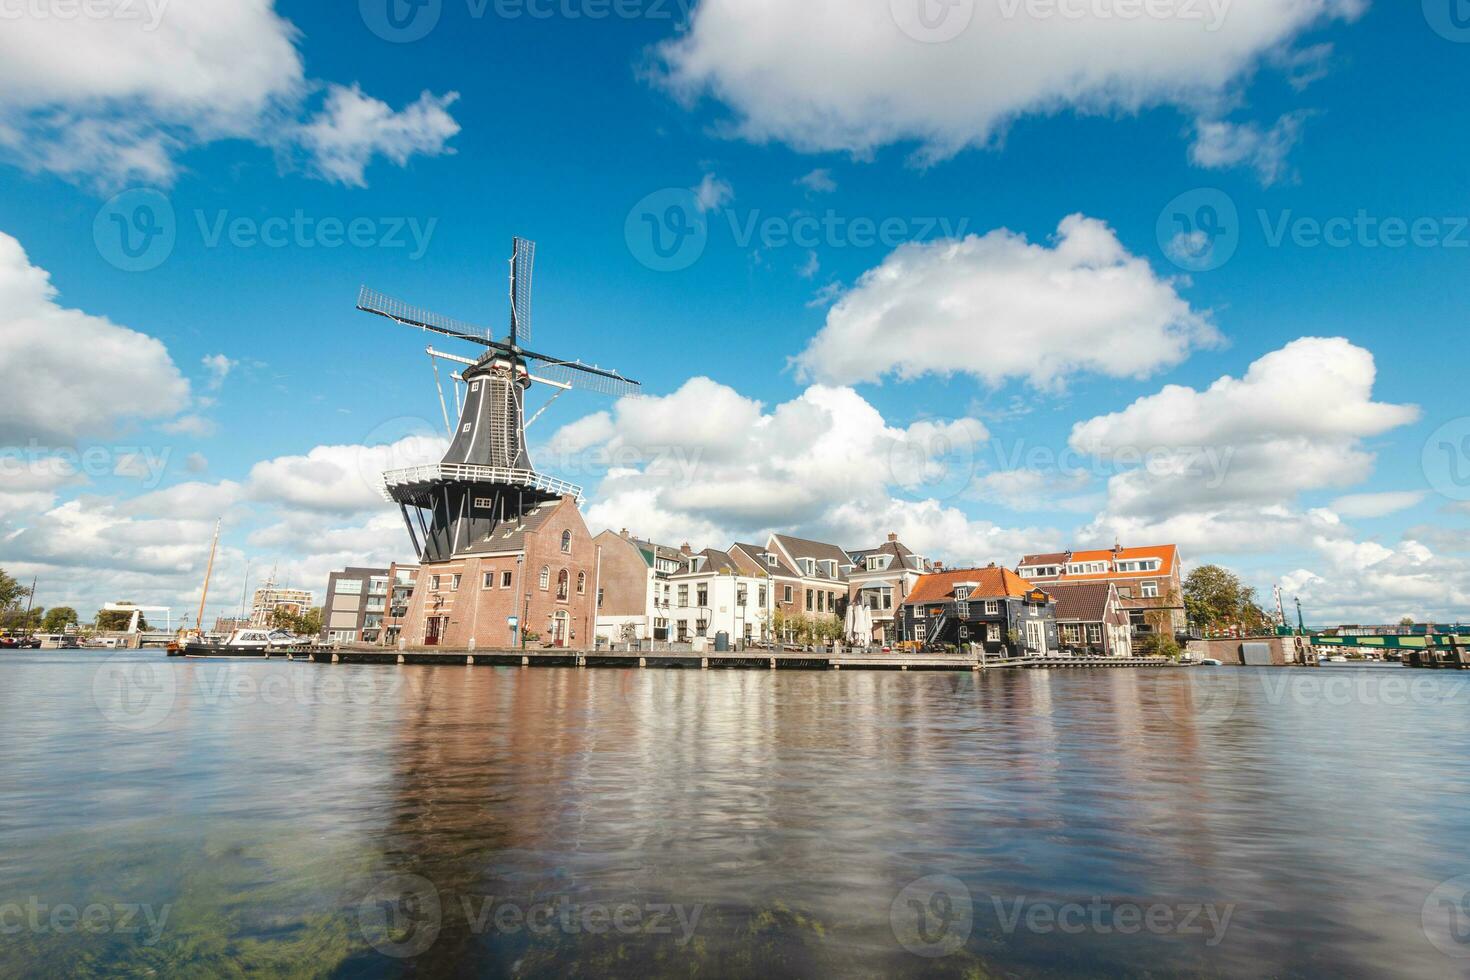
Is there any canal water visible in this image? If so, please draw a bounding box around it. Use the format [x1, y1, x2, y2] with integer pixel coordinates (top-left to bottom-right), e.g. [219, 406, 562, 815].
[2, 652, 1468, 978]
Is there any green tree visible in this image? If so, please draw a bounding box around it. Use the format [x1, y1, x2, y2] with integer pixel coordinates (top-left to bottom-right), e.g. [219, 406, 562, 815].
[1399, 616, 1415, 627]
[41, 607, 79, 633]
[0, 569, 25, 612]
[1184, 565, 1272, 635]
[97, 608, 149, 631]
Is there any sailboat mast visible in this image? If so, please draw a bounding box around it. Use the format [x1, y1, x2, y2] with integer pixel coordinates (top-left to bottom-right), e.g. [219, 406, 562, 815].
[196, 519, 221, 632]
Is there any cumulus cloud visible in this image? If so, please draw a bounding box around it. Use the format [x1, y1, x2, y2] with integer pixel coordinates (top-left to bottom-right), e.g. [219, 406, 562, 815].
[1071, 337, 1420, 551]
[796, 168, 837, 193]
[0, 231, 190, 443]
[1284, 534, 1470, 625]
[1190, 113, 1308, 186]
[202, 354, 235, 390]
[655, 0, 1363, 163]
[0, 1, 459, 189]
[1328, 490, 1428, 520]
[246, 433, 446, 514]
[693, 172, 734, 213]
[544, 378, 1056, 563]
[297, 84, 461, 188]
[795, 215, 1219, 389]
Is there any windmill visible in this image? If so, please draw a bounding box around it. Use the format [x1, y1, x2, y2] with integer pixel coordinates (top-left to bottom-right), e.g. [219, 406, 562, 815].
[357, 237, 640, 563]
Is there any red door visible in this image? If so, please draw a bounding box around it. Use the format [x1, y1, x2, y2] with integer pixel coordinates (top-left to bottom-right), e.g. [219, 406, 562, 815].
[425, 616, 445, 646]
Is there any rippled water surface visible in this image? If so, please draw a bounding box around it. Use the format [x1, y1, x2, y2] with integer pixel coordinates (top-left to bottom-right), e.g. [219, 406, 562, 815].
[2, 652, 1469, 978]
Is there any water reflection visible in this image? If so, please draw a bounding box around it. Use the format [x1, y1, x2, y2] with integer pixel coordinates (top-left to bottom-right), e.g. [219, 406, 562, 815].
[1, 653, 1467, 977]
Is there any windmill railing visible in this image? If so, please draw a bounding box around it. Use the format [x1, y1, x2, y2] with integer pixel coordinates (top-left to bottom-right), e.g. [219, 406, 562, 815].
[381, 463, 583, 502]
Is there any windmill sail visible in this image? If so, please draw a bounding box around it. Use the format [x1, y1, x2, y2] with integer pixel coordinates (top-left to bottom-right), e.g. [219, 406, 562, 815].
[510, 237, 535, 347]
[357, 286, 495, 346]
[521, 354, 640, 398]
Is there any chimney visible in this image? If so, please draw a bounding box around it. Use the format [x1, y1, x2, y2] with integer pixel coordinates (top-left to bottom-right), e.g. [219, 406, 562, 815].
[988, 562, 997, 568]
[680, 542, 693, 555]
[933, 561, 945, 572]
[887, 532, 898, 543]
[620, 528, 630, 538]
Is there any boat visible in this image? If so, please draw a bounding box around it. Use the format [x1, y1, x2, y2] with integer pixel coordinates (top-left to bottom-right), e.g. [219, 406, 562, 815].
[170, 628, 303, 658]
[1197, 657, 1223, 666]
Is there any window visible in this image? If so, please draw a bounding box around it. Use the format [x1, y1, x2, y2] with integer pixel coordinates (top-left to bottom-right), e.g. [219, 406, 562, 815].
[696, 618, 708, 637]
[955, 586, 970, 601]
[539, 566, 550, 590]
[956, 601, 969, 618]
[914, 623, 927, 643]
[557, 570, 570, 601]
[678, 585, 689, 608]
[483, 572, 495, 590]
[1086, 623, 1103, 644]
[882, 592, 893, 610]
[561, 530, 572, 554]
[597, 587, 604, 608]
[474, 497, 493, 510]
[429, 575, 441, 591]
[766, 554, 779, 567]
[1141, 581, 1159, 598]
[805, 590, 813, 612]
[737, 586, 748, 606]
[335, 579, 363, 595]
[984, 600, 999, 615]
[501, 571, 513, 588]
[987, 624, 1000, 642]
[758, 586, 767, 606]
[817, 592, 825, 613]
[577, 571, 586, 594]
[783, 585, 793, 603]
[450, 574, 461, 591]
[802, 558, 816, 576]
[1062, 624, 1083, 644]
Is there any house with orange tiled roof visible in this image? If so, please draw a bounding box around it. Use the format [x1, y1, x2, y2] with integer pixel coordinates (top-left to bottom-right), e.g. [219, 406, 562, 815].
[1017, 543, 1186, 640]
[900, 565, 1058, 656]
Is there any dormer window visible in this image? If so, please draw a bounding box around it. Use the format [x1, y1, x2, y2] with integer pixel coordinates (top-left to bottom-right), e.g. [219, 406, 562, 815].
[820, 559, 837, 577]
[802, 558, 816, 576]
[765, 554, 779, 567]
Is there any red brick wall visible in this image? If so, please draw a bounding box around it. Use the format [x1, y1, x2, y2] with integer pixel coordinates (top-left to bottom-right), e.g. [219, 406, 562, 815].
[400, 497, 599, 649]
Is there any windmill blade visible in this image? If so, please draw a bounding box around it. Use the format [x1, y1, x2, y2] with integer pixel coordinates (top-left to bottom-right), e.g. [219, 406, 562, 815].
[510, 237, 535, 347]
[358, 286, 497, 348]
[520, 350, 641, 398]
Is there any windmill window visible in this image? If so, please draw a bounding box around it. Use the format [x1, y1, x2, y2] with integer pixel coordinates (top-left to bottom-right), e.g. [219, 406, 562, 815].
[561, 530, 572, 554]
[474, 497, 493, 509]
[539, 566, 550, 590]
[462, 424, 471, 432]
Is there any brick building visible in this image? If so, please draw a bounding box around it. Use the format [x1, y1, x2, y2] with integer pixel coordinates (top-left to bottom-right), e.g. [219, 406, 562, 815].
[398, 495, 598, 649]
[1017, 544, 1186, 639]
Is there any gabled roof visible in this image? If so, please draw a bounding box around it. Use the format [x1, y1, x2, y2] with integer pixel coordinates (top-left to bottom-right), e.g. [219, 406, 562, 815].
[731, 541, 797, 577]
[848, 538, 928, 573]
[905, 567, 1037, 605]
[463, 499, 566, 555]
[677, 548, 741, 576]
[631, 537, 689, 571]
[769, 533, 850, 581]
[1041, 581, 1115, 622]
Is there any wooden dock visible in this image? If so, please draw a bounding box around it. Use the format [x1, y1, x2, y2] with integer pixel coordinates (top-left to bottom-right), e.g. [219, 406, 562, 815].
[249, 647, 1183, 672]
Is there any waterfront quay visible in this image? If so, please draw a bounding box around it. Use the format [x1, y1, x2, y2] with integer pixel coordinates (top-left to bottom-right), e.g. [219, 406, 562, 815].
[246, 647, 1183, 671]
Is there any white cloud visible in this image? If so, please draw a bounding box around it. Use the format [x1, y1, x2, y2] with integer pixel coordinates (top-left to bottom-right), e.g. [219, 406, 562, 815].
[693, 172, 734, 213]
[1071, 337, 1420, 551]
[158, 414, 217, 438]
[1190, 113, 1308, 185]
[0, 2, 459, 189]
[796, 168, 837, 193]
[546, 378, 1055, 562]
[796, 214, 1219, 388]
[202, 354, 235, 390]
[121, 480, 244, 521]
[297, 84, 461, 188]
[655, 0, 1363, 163]
[0, 231, 190, 443]
[1328, 491, 1428, 520]
[246, 434, 446, 514]
[1284, 533, 1470, 625]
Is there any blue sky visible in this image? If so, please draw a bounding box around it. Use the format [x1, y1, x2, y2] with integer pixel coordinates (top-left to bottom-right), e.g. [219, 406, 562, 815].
[0, 0, 1467, 625]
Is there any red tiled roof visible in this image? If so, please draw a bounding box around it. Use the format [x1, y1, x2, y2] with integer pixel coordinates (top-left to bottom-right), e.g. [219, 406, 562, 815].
[1019, 544, 1178, 581]
[904, 567, 1037, 605]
